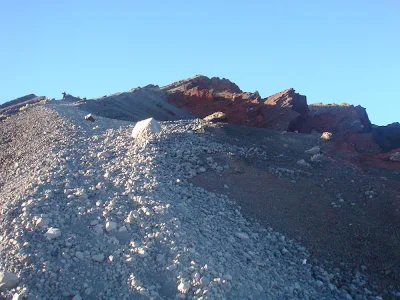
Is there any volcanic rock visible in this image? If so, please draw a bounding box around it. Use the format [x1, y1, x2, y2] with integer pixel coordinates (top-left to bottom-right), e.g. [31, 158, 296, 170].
[261, 88, 308, 131]
[204, 112, 228, 123]
[293, 103, 372, 134]
[163, 75, 307, 131]
[372, 122, 400, 152]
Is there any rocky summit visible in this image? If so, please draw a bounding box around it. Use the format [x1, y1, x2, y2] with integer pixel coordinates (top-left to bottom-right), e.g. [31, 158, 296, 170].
[0, 75, 399, 299]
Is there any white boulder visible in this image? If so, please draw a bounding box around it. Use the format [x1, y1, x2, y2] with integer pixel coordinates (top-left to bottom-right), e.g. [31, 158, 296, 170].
[203, 111, 228, 123]
[131, 118, 161, 139]
[44, 227, 61, 240]
[12, 293, 22, 300]
[177, 280, 191, 294]
[320, 132, 333, 141]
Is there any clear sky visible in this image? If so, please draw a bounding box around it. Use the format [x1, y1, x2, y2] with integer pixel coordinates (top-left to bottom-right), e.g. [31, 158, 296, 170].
[0, 1, 399, 125]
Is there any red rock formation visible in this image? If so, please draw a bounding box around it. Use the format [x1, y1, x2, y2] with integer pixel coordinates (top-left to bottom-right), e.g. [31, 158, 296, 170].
[261, 88, 308, 131]
[163, 75, 307, 131]
[163, 75, 399, 167]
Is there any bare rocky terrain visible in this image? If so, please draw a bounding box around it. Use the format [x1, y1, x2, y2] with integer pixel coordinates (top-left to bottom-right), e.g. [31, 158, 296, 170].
[0, 75, 399, 299]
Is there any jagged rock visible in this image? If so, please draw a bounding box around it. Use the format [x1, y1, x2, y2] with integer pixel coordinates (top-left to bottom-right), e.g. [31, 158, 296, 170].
[142, 84, 160, 90]
[372, 122, 400, 152]
[164, 75, 306, 131]
[63, 94, 82, 102]
[0, 272, 19, 290]
[261, 88, 308, 131]
[204, 112, 228, 123]
[294, 103, 372, 134]
[131, 118, 161, 139]
[162, 75, 242, 94]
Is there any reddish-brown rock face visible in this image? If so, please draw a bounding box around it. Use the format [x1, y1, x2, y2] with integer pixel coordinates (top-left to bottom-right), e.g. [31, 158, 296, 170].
[163, 75, 307, 131]
[261, 88, 308, 131]
[162, 75, 398, 167]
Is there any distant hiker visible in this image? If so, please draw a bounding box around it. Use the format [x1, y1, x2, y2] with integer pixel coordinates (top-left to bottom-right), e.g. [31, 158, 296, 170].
[62, 92, 67, 99]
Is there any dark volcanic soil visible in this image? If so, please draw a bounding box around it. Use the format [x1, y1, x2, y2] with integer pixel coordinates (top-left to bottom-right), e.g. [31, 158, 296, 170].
[190, 123, 400, 297]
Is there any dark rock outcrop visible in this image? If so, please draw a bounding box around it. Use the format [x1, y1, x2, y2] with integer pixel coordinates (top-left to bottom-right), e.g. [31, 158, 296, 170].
[290, 103, 372, 135]
[372, 123, 400, 152]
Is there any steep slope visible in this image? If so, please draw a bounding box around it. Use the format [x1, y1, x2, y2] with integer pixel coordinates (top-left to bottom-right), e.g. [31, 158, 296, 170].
[76, 85, 194, 122]
[0, 101, 372, 299]
[0, 94, 47, 121]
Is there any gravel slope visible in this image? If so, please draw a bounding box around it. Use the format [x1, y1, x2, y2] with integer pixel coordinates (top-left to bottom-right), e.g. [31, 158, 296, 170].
[0, 101, 381, 299]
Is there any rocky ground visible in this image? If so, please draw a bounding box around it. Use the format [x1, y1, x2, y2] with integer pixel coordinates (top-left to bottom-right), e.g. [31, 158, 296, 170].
[0, 100, 398, 299]
[191, 124, 400, 298]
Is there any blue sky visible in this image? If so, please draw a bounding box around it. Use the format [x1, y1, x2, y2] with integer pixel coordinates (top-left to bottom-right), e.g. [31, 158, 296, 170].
[0, 1, 399, 125]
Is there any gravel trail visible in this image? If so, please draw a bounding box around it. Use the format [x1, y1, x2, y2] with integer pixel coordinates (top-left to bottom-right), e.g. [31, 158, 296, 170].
[0, 101, 378, 299]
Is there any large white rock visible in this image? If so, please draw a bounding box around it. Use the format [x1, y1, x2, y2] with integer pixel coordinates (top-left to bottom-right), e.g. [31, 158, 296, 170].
[12, 293, 22, 300]
[320, 132, 333, 141]
[0, 272, 19, 290]
[131, 118, 161, 139]
[44, 227, 61, 240]
[177, 280, 191, 294]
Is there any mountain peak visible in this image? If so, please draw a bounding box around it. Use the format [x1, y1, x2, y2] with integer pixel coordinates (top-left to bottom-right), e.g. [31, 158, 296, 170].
[162, 75, 242, 94]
